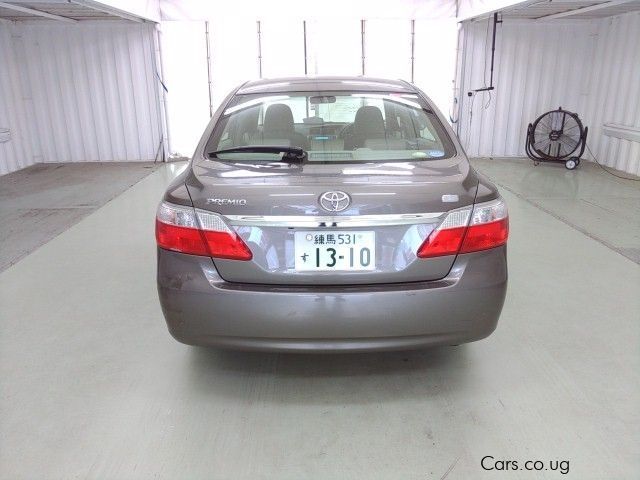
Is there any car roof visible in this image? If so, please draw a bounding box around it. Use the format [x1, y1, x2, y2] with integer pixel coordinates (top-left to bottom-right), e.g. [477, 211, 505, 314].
[236, 76, 417, 95]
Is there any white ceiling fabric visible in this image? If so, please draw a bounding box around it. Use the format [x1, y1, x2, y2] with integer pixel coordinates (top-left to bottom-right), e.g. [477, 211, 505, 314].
[159, 0, 530, 21]
[160, 0, 457, 21]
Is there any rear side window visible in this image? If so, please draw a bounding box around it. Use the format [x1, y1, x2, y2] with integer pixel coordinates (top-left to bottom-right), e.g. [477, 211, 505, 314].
[204, 91, 456, 163]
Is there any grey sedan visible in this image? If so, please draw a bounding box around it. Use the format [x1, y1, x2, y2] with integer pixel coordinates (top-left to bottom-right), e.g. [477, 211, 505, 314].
[156, 76, 508, 352]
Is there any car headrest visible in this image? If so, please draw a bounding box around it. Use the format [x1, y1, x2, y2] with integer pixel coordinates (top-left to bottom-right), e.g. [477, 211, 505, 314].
[354, 105, 385, 138]
[263, 103, 294, 136]
[237, 107, 259, 135]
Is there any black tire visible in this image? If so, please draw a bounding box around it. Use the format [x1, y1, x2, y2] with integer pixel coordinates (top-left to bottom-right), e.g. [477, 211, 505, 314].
[565, 158, 577, 170]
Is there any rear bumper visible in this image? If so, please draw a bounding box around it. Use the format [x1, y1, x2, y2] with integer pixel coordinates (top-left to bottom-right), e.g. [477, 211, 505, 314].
[157, 246, 507, 352]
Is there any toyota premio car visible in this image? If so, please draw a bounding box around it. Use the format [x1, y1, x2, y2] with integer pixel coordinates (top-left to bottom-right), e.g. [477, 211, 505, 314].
[156, 76, 508, 352]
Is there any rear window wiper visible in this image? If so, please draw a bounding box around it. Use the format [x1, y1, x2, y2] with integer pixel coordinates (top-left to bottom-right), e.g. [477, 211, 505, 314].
[206, 146, 307, 163]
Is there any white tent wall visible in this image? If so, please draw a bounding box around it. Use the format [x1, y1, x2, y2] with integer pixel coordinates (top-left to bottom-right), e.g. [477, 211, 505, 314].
[159, 18, 262, 157]
[209, 19, 261, 107]
[159, 17, 460, 157]
[156, 0, 470, 156]
[0, 21, 162, 175]
[413, 19, 459, 120]
[260, 20, 305, 79]
[159, 21, 211, 158]
[458, 12, 640, 176]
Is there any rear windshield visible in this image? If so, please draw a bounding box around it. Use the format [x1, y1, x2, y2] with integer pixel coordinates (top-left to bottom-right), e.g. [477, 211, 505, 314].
[204, 91, 456, 163]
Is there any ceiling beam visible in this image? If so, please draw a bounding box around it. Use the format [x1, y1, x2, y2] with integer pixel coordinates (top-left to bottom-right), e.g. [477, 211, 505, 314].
[536, 0, 637, 19]
[0, 1, 78, 23]
[460, 0, 544, 22]
[68, 0, 152, 23]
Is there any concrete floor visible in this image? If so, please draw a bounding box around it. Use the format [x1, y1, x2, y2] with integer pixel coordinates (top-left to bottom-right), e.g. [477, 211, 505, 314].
[0, 162, 159, 272]
[0, 159, 638, 479]
[473, 158, 640, 264]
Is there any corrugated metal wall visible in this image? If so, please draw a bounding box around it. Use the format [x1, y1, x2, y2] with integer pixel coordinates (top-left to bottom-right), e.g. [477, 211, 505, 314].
[0, 21, 38, 175]
[0, 21, 162, 175]
[585, 12, 640, 176]
[458, 12, 640, 176]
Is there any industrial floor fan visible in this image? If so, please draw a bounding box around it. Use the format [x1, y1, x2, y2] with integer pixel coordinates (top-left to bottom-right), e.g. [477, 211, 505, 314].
[525, 107, 588, 170]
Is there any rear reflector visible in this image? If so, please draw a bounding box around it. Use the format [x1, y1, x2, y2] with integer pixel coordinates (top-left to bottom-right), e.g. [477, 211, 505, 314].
[155, 202, 252, 260]
[417, 198, 508, 258]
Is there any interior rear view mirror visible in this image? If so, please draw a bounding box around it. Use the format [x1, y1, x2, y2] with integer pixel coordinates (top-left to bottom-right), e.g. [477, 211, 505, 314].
[309, 95, 336, 104]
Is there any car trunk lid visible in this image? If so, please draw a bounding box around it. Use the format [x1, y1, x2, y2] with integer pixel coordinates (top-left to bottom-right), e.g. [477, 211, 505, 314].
[186, 157, 478, 285]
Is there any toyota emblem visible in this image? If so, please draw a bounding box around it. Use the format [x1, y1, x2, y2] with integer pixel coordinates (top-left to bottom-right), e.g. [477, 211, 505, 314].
[319, 191, 351, 212]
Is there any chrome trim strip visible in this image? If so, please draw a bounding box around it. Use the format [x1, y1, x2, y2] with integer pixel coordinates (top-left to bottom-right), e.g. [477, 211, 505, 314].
[225, 212, 445, 227]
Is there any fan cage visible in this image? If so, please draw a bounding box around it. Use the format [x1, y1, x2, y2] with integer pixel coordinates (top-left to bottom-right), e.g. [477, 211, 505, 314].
[525, 107, 588, 163]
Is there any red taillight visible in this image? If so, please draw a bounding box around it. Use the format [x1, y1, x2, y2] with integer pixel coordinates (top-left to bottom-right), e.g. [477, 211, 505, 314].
[155, 202, 252, 260]
[156, 220, 210, 256]
[417, 226, 466, 258]
[460, 217, 508, 253]
[200, 230, 252, 260]
[417, 198, 508, 258]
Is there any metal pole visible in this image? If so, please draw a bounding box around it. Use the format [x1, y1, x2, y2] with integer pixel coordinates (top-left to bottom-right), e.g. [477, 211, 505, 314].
[488, 12, 501, 88]
[303, 20, 309, 118]
[360, 19, 365, 75]
[152, 26, 170, 160]
[473, 12, 501, 93]
[205, 21, 214, 118]
[450, 22, 463, 128]
[257, 20, 263, 78]
[410, 19, 415, 83]
[303, 20, 308, 75]
[457, 23, 468, 137]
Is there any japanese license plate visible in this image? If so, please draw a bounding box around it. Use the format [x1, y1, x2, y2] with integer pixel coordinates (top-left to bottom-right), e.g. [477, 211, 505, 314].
[294, 231, 376, 271]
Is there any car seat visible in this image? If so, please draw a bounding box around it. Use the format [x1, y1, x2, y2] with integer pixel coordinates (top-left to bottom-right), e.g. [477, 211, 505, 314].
[249, 103, 308, 149]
